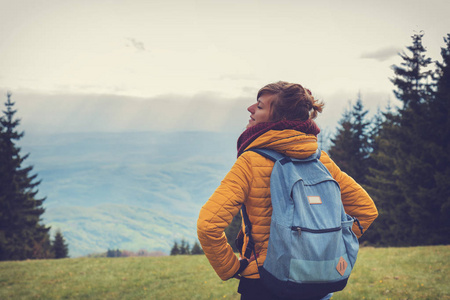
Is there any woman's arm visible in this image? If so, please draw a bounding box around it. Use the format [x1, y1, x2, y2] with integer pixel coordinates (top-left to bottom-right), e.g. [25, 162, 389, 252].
[197, 154, 253, 280]
[320, 151, 378, 238]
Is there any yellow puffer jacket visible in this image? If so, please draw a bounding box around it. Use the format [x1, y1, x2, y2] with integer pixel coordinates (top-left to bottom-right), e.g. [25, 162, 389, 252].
[197, 129, 378, 281]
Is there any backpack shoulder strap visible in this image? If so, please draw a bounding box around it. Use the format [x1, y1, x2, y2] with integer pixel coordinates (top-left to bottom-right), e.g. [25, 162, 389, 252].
[249, 148, 322, 162]
[240, 147, 322, 260]
[241, 204, 256, 260]
[241, 148, 283, 261]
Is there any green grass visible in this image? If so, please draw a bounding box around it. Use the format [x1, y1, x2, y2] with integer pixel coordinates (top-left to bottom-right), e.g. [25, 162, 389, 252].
[332, 246, 449, 300]
[0, 246, 449, 300]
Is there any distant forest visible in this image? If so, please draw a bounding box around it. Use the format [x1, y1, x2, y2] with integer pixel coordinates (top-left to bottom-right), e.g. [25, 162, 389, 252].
[226, 32, 450, 248]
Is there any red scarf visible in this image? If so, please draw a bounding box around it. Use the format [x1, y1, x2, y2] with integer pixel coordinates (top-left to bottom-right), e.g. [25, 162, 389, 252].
[237, 119, 320, 157]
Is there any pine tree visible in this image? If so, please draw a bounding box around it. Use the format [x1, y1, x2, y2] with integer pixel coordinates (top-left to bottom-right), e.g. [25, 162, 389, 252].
[170, 241, 180, 256]
[329, 106, 352, 170]
[392, 32, 432, 109]
[224, 213, 242, 252]
[32, 233, 53, 259]
[107, 249, 114, 257]
[433, 34, 450, 129]
[424, 33, 450, 243]
[363, 106, 407, 245]
[329, 94, 371, 185]
[366, 32, 442, 246]
[351, 97, 371, 184]
[0, 93, 51, 260]
[52, 229, 69, 259]
[191, 241, 204, 255]
[317, 128, 332, 152]
[115, 249, 122, 257]
[180, 239, 190, 255]
[390, 32, 438, 245]
[106, 248, 122, 257]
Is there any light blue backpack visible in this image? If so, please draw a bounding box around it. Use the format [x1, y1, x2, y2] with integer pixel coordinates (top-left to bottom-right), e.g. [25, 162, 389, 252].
[242, 148, 363, 299]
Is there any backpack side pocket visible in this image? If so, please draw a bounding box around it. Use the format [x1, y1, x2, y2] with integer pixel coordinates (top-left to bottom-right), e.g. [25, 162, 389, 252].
[341, 214, 359, 268]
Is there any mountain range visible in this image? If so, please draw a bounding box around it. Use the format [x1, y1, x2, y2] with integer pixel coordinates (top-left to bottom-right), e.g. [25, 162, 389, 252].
[21, 131, 240, 257]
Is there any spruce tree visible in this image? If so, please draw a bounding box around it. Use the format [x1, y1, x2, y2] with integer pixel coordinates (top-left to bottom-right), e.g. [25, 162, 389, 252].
[179, 239, 190, 255]
[351, 97, 371, 184]
[52, 230, 69, 259]
[170, 241, 180, 255]
[0, 93, 51, 260]
[115, 249, 122, 257]
[191, 241, 204, 255]
[363, 106, 407, 245]
[391, 32, 432, 112]
[390, 32, 437, 245]
[224, 213, 242, 252]
[329, 107, 352, 171]
[366, 32, 442, 246]
[329, 94, 371, 185]
[107, 249, 114, 257]
[424, 33, 450, 243]
[433, 34, 450, 132]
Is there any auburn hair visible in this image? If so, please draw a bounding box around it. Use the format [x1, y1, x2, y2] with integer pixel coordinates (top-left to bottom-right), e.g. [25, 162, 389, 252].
[257, 81, 324, 121]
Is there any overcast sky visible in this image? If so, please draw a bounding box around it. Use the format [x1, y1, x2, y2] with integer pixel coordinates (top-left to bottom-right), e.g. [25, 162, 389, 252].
[1, 0, 449, 135]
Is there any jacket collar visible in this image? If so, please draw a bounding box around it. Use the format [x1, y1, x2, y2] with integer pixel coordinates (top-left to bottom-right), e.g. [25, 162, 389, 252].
[244, 129, 318, 160]
[237, 119, 320, 157]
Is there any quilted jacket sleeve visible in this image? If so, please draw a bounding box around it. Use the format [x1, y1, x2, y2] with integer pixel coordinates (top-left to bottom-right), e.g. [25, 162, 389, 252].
[320, 151, 378, 238]
[197, 154, 253, 280]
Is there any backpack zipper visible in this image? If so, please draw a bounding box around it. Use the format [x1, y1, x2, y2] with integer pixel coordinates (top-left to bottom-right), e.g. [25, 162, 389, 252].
[290, 226, 342, 235]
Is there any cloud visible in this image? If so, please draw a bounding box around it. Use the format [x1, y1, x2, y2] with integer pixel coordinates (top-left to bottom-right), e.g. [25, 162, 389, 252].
[12, 91, 249, 134]
[360, 46, 400, 62]
[10, 87, 398, 137]
[126, 38, 147, 52]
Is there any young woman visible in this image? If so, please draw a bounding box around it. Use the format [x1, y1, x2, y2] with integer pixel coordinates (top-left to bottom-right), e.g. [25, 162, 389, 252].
[197, 81, 378, 300]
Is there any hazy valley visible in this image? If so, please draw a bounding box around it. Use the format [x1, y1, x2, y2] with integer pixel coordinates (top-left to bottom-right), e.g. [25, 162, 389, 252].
[21, 131, 239, 257]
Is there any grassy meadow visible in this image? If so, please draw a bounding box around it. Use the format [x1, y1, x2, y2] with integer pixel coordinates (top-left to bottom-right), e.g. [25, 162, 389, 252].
[0, 245, 449, 300]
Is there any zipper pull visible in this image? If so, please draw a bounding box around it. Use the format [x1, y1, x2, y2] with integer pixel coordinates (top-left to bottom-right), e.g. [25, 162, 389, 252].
[353, 217, 364, 234]
[291, 226, 302, 235]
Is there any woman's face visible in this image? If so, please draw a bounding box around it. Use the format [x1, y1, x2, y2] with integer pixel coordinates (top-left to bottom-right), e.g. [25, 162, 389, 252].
[246, 94, 274, 128]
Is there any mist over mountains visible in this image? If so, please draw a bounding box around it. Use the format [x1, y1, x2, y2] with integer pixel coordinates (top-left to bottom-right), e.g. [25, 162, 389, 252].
[15, 92, 338, 257]
[21, 131, 239, 257]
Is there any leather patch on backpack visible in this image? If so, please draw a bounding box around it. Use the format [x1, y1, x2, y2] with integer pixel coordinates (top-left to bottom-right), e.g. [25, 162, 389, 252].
[307, 196, 322, 204]
[336, 256, 348, 276]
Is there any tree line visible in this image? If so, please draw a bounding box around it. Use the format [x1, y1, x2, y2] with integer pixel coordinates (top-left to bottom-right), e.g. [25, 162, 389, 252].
[0, 93, 69, 260]
[103, 248, 166, 257]
[170, 239, 204, 255]
[330, 32, 450, 246]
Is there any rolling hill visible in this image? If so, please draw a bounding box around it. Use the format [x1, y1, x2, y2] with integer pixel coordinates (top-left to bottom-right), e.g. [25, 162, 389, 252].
[21, 131, 240, 257]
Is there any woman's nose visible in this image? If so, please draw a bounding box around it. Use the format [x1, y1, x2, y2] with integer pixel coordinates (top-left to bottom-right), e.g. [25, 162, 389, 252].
[248, 103, 256, 114]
